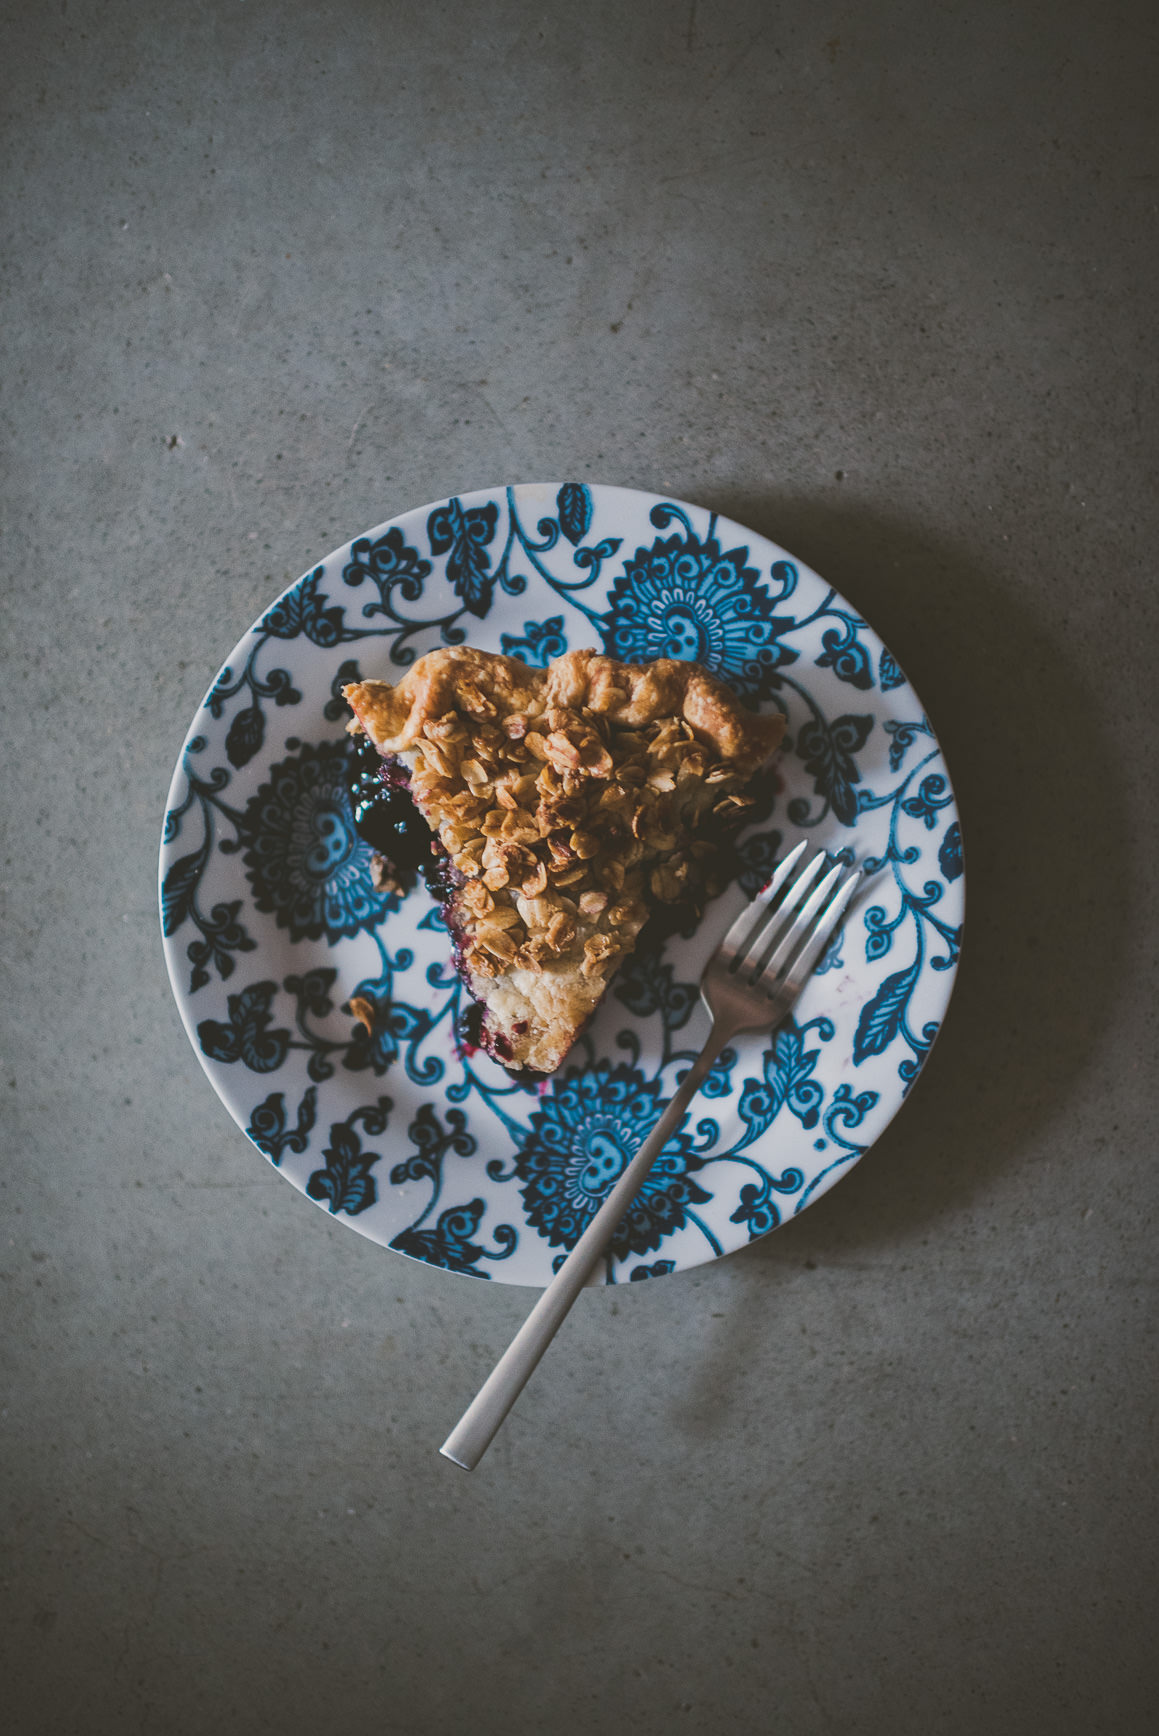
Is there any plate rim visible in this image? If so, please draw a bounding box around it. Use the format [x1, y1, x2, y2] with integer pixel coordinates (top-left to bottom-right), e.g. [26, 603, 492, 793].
[159, 479, 965, 1285]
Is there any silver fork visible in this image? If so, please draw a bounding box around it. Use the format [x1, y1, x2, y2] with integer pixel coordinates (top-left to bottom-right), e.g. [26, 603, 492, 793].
[440, 841, 862, 1470]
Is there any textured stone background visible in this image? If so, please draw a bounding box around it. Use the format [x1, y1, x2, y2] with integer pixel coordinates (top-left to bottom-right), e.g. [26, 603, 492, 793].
[2, 2, 1156, 1732]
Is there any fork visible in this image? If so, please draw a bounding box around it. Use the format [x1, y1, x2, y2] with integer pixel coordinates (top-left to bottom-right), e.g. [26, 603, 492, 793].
[440, 841, 862, 1470]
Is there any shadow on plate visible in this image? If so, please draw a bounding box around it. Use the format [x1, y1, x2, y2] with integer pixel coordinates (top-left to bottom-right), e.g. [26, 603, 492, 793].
[694, 489, 1134, 1267]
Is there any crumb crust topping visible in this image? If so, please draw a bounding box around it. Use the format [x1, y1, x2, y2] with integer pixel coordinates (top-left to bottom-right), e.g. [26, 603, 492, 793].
[345, 648, 784, 1070]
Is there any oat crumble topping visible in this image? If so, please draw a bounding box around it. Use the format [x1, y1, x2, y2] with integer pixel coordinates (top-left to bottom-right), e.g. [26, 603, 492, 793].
[344, 648, 784, 1073]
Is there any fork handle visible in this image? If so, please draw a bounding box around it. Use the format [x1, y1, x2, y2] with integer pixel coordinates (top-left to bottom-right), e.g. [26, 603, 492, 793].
[440, 1026, 729, 1470]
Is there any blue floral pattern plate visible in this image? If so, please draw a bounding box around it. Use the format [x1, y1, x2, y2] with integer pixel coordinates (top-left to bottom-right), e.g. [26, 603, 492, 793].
[160, 484, 964, 1286]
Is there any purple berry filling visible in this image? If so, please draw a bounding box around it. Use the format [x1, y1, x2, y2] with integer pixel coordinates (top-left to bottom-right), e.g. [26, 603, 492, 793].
[348, 740, 531, 1069]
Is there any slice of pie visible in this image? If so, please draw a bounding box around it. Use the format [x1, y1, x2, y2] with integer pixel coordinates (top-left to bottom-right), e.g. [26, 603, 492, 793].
[344, 647, 784, 1074]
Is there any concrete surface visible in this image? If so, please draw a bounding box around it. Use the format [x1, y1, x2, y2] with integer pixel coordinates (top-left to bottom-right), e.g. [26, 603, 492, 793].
[2, 1, 1156, 1732]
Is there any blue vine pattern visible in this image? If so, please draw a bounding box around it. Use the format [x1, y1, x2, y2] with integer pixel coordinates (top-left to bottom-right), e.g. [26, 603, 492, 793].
[382, 1103, 518, 1276]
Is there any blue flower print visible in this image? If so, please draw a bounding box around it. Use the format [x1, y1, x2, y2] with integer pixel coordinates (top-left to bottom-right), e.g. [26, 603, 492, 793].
[306, 1097, 393, 1217]
[306, 1120, 380, 1215]
[390, 1199, 516, 1277]
[556, 483, 592, 546]
[938, 820, 963, 882]
[427, 497, 499, 617]
[197, 980, 290, 1073]
[241, 741, 399, 943]
[601, 527, 796, 704]
[879, 647, 905, 691]
[514, 1061, 710, 1261]
[260, 566, 349, 648]
[628, 1260, 676, 1282]
[247, 1086, 317, 1165]
[342, 527, 432, 613]
[499, 614, 568, 667]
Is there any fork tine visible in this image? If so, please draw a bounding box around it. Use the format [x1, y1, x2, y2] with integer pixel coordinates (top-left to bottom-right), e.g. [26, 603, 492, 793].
[758, 864, 862, 997]
[735, 845, 836, 975]
[747, 859, 843, 983]
[760, 837, 811, 901]
[714, 839, 808, 970]
[721, 845, 830, 975]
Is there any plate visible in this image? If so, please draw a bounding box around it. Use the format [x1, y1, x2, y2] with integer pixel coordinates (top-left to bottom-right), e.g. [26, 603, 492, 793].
[160, 483, 964, 1285]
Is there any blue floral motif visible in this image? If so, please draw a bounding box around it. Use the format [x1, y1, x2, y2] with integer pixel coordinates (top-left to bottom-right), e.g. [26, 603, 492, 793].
[850, 716, 962, 1084]
[489, 487, 616, 625]
[556, 483, 592, 546]
[939, 820, 963, 882]
[182, 899, 254, 992]
[342, 527, 431, 613]
[572, 536, 623, 583]
[515, 1062, 710, 1261]
[390, 1103, 475, 1188]
[163, 784, 259, 993]
[275, 965, 439, 1086]
[224, 704, 268, 770]
[196, 962, 439, 1089]
[884, 717, 933, 773]
[161, 838, 209, 940]
[337, 526, 453, 668]
[793, 1083, 881, 1212]
[825, 1082, 878, 1137]
[728, 1165, 806, 1239]
[863, 900, 900, 962]
[427, 497, 499, 617]
[628, 1260, 676, 1282]
[715, 1020, 847, 1239]
[814, 930, 844, 975]
[198, 981, 290, 1073]
[247, 1086, 317, 1165]
[261, 566, 349, 649]
[879, 647, 905, 691]
[208, 667, 300, 771]
[735, 826, 786, 899]
[280, 966, 357, 1082]
[901, 773, 953, 831]
[162, 739, 264, 993]
[306, 1097, 392, 1216]
[612, 950, 697, 1032]
[241, 741, 399, 943]
[792, 712, 874, 827]
[499, 615, 568, 667]
[390, 1199, 516, 1277]
[601, 514, 797, 703]
[852, 954, 922, 1065]
[737, 1018, 833, 1141]
[702, 1046, 737, 1098]
[815, 616, 873, 690]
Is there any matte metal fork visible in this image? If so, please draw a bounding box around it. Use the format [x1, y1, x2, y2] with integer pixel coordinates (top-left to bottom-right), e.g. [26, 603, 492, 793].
[440, 841, 863, 1470]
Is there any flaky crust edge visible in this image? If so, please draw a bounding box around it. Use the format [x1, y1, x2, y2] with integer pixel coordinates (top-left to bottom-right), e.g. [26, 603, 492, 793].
[343, 646, 784, 774]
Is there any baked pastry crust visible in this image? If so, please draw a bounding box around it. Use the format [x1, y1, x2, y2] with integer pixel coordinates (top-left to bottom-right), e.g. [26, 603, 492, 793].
[345, 647, 784, 1073]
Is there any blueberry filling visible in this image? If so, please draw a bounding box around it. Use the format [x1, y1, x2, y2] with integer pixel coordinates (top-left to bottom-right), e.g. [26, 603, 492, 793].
[347, 739, 541, 1071]
[347, 736, 432, 870]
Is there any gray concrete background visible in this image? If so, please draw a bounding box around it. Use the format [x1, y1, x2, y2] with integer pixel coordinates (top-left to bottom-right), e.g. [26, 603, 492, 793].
[3, 1, 1156, 1732]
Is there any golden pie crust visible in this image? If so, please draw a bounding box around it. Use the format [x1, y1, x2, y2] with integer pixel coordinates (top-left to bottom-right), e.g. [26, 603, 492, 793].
[345, 647, 784, 1073]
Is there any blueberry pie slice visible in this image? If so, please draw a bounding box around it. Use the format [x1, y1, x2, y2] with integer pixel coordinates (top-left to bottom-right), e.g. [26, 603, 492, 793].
[344, 648, 784, 1074]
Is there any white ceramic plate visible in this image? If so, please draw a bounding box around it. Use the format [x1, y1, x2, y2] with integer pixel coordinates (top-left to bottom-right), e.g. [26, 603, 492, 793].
[160, 483, 964, 1285]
